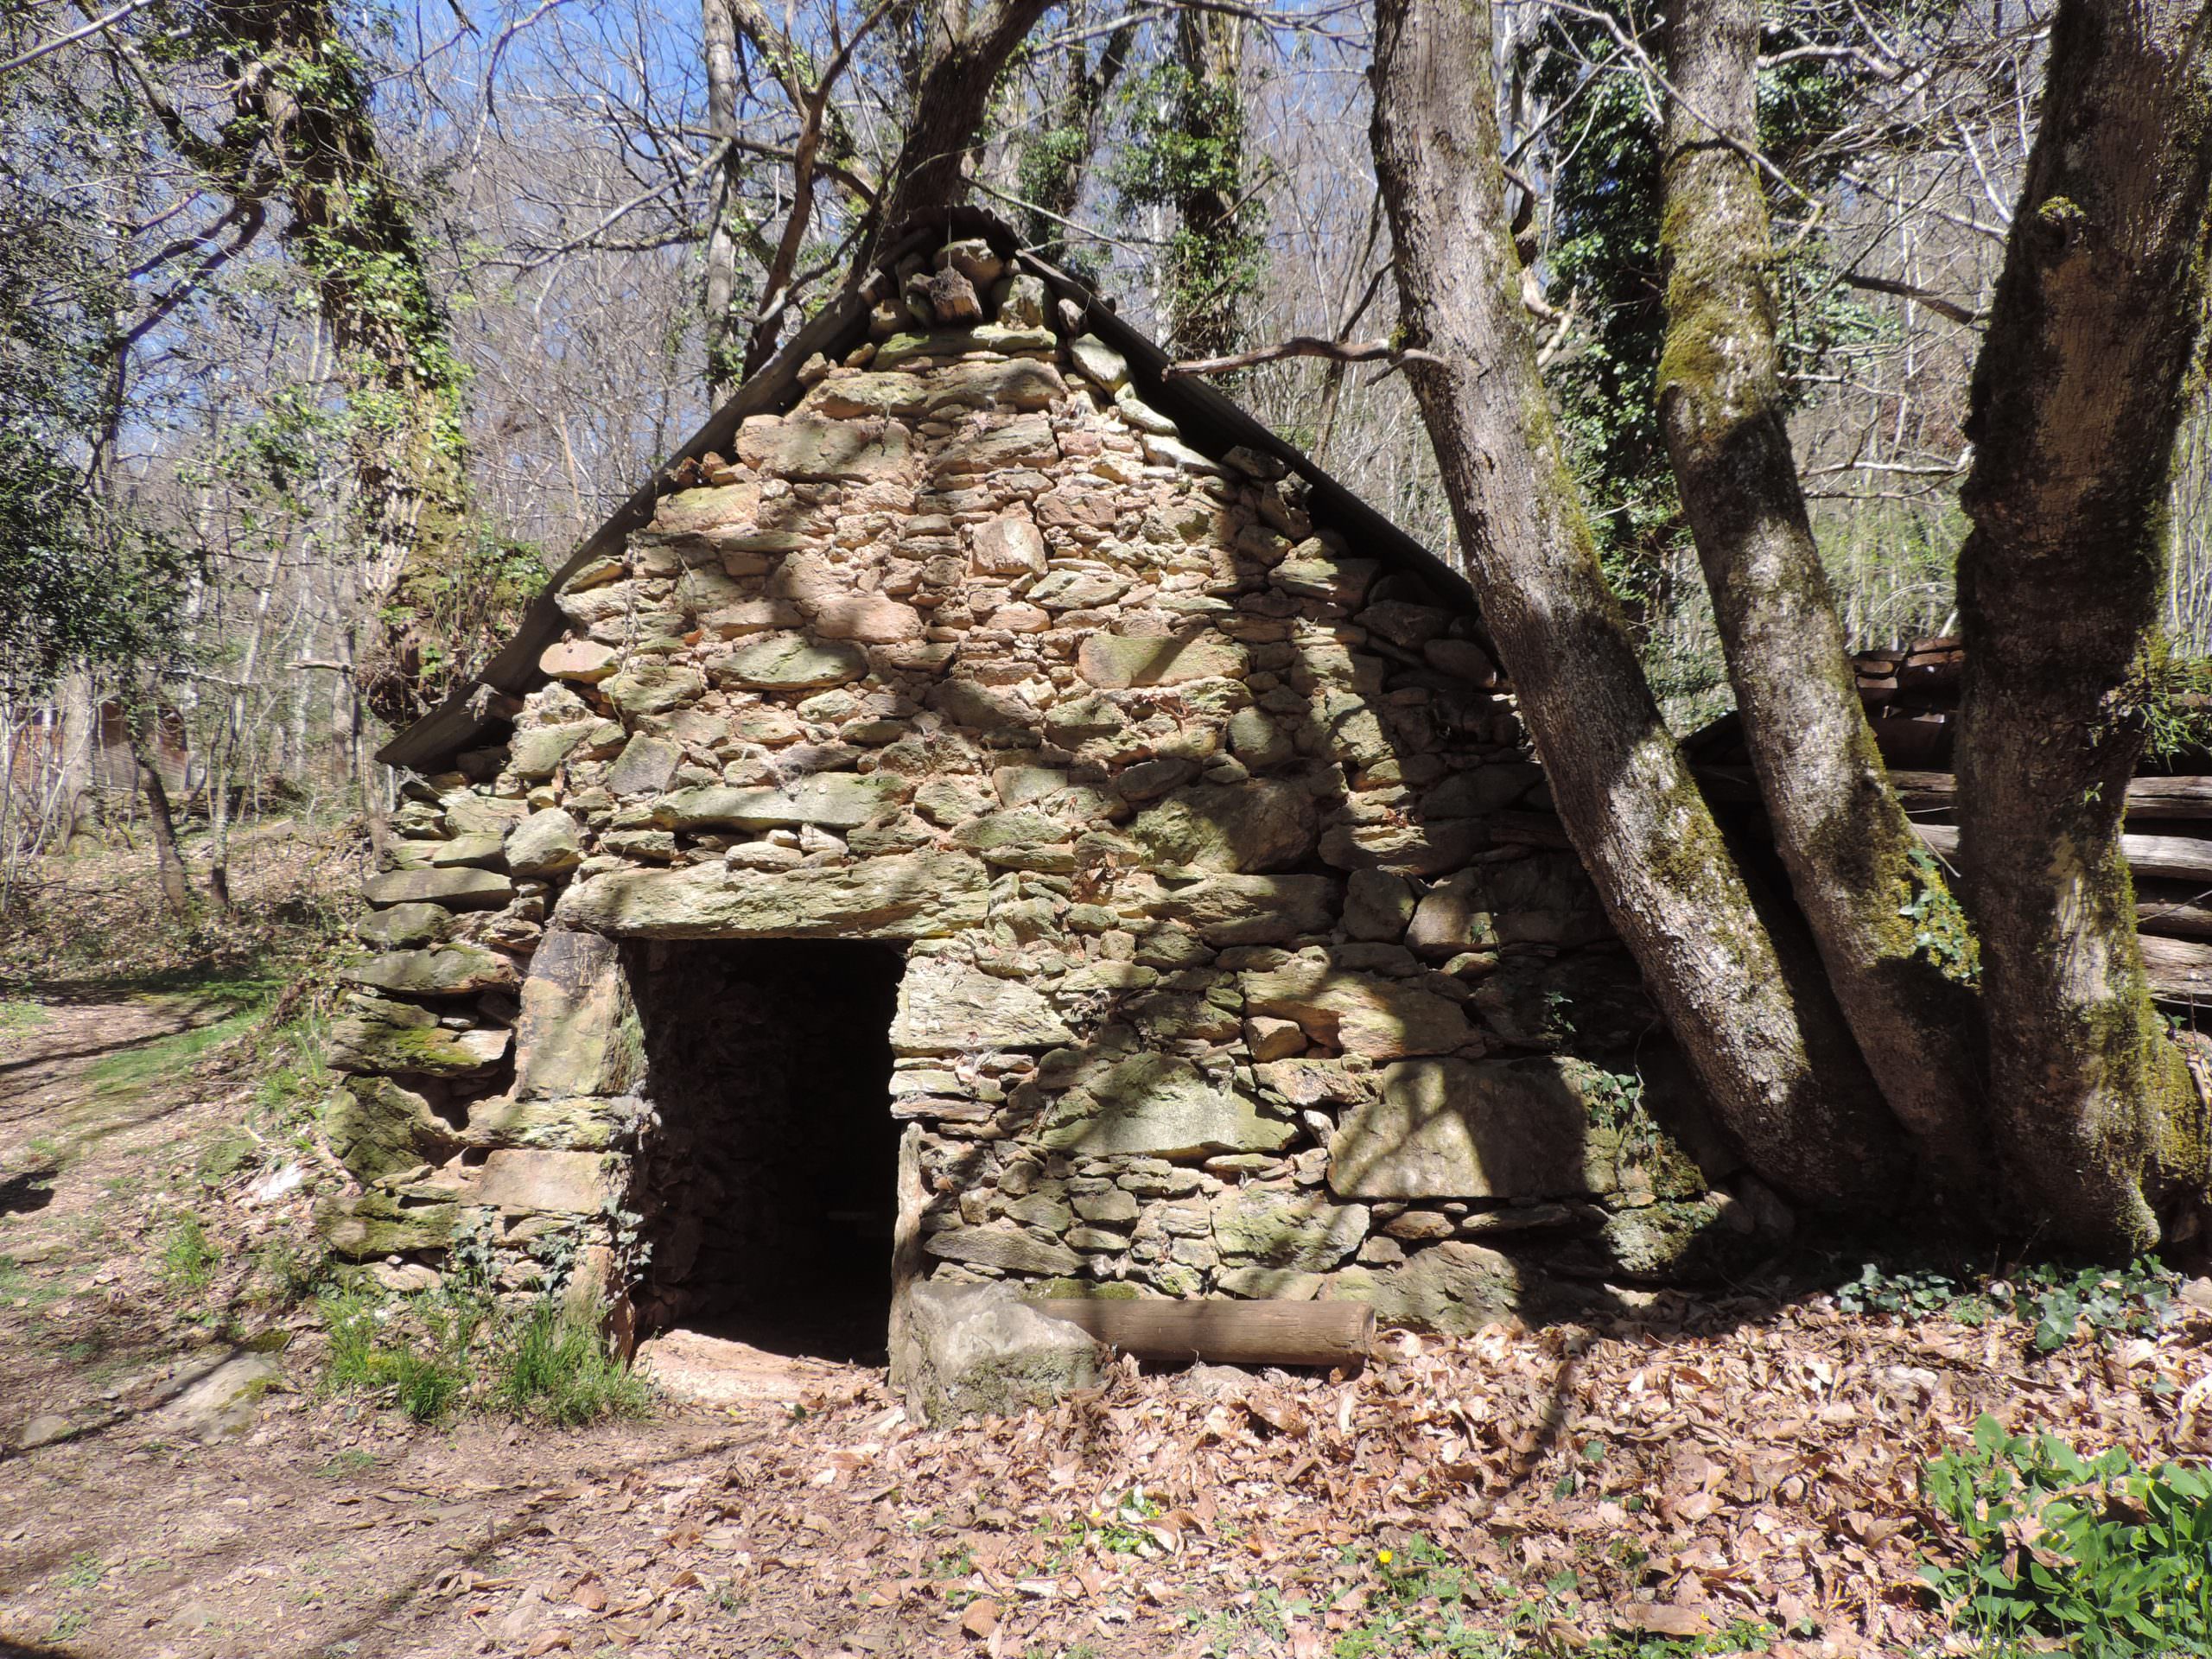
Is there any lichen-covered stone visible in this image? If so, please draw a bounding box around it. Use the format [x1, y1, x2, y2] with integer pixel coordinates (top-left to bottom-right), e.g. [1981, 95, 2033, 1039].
[1343, 869, 1416, 942]
[362, 867, 514, 910]
[355, 903, 450, 950]
[604, 736, 681, 798]
[556, 849, 990, 939]
[464, 1093, 626, 1150]
[658, 774, 899, 831]
[428, 833, 505, 869]
[734, 416, 911, 481]
[443, 794, 529, 837]
[891, 958, 1076, 1053]
[323, 1077, 461, 1179]
[511, 929, 643, 1100]
[1077, 632, 1247, 689]
[924, 1224, 1083, 1276]
[1324, 1242, 1522, 1334]
[505, 809, 584, 876]
[1241, 957, 1474, 1058]
[1041, 1053, 1295, 1158]
[1327, 1057, 1632, 1200]
[541, 639, 620, 683]
[508, 722, 596, 779]
[473, 1148, 615, 1215]
[1147, 874, 1337, 944]
[892, 1281, 1101, 1423]
[317, 1190, 460, 1259]
[1130, 782, 1318, 874]
[346, 943, 520, 999]
[604, 660, 706, 718]
[327, 998, 512, 1077]
[1212, 1189, 1369, 1269]
[709, 633, 870, 690]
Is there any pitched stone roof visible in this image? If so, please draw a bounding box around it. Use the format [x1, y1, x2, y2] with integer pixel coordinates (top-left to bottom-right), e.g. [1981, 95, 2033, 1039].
[381, 207, 1472, 772]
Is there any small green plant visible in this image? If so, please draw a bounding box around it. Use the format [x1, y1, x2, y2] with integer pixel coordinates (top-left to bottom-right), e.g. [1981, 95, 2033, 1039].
[1834, 1260, 1969, 1319]
[488, 1300, 652, 1427]
[158, 1213, 219, 1290]
[60, 1550, 105, 1589]
[316, 1448, 378, 1478]
[1897, 846, 1979, 982]
[1923, 1414, 2212, 1654]
[254, 1237, 321, 1307]
[319, 1288, 477, 1423]
[2015, 1259, 2178, 1353]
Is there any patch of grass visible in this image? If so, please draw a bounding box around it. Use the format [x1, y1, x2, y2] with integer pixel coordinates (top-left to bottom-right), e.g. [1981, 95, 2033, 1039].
[316, 1448, 378, 1479]
[86, 1005, 263, 1101]
[1923, 1414, 2212, 1655]
[194, 1128, 258, 1185]
[489, 1300, 653, 1427]
[157, 1213, 219, 1290]
[48, 1610, 89, 1641]
[321, 1289, 478, 1424]
[60, 1551, 105, 1590]
[254, 1238, 321, 1307]
[0, 999, 48, 1037]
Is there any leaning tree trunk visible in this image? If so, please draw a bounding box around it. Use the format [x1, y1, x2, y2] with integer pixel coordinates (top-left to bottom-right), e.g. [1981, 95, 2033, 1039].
[871, 0, 1057, 241]
[1654, 0, 1986, 1192]
[1369, 0, 1908, 1208]
[700, 0, 747, 402]
[1953, 0, 2212, 1253]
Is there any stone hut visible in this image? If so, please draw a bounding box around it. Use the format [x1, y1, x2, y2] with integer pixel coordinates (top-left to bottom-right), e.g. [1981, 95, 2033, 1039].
[323, 212, 1751, 1383]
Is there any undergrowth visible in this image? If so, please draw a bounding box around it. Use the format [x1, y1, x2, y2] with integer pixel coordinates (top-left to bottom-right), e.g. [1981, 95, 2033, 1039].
[318, 1288, 651, 1427]
[1923, 1414, 2212, 1656]
[1832, 1255, 2180, 1352]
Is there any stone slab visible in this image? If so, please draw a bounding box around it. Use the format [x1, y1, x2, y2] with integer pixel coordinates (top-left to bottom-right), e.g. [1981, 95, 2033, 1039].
[1326, 1056, 1625, 1200]
[555, 849, 990, 939]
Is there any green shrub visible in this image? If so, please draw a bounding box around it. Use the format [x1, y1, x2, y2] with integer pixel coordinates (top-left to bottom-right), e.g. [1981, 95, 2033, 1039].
[489, 1300, 652, 1427]
[1922, 1414, 2212, 1654]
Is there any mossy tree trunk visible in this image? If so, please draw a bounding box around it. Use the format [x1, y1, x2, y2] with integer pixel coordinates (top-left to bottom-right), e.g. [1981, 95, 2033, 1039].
[1369, 0, 1910, 1211]
[1653, 0, 1986, 1195]
[1953, 0, 2212, 1253]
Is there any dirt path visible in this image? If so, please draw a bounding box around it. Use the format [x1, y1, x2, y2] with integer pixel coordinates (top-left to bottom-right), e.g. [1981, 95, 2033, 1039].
[7, 996, 2212, 1659]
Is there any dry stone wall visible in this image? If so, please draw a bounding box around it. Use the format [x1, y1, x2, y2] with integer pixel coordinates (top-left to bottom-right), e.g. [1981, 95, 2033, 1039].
[321, 235, 1775, 1337]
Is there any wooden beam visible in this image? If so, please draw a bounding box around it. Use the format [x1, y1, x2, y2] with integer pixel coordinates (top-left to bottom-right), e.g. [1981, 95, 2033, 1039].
[1885, 770, 2212, 821]
[1029, 1298, 1376, 1370]
[1913, 823, 2212, 887]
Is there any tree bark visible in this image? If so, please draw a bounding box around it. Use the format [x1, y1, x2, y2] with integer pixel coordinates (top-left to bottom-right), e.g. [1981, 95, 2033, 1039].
[870, 0, 1057, 243]
[700, 0, 745, 403]
[1162, 6, 1249, 359]
[1369, 0, 1908, 1209]
[1654, 0, 1985, 1191]
[1953, 0, 2212, 1252]
[1016, 14, 1136, 270]
[132, 728, 190, 916]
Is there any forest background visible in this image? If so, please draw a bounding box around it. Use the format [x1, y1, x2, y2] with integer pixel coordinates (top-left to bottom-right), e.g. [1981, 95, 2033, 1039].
[0, 0, 2176, 900]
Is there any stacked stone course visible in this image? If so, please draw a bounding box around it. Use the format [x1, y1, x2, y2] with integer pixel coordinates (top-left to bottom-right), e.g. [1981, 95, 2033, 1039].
[321, 228, 1770, 1348]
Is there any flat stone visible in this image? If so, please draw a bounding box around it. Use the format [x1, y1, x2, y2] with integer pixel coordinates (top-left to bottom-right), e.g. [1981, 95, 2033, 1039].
[1215, 1267, 1325, 1300]
[316, 1190, 460, 1258]
[18, 1413, 71, 1450]
[660, 774, 899, 831]
[650, 480, 761, 535]
[541, 639, 620, 683]
[1241, 958, 1474, 1058]
[507, 722, 598, 780]
[923, 1225, 1083, 1277]
[1325, 1242, 1523, 1335]
[512, 929, 644, 1100]
[473, 1148, 613, 1215]
[735, 417, 911, 481]
[809, 371, 931, 418]
[327, 999, 512, 1078]
[1211, 1189, 1369, 1270]
[362, 866, 514, 910]
[891, 1281, 1101, 1424]
[1041, 1052, 1295, 1158]
[1068, 334, 1130, 391]
[1130, 782, 1319, 874]
[1147, 874, 1338, 944]
[154, 1353, 279, 1441]
[1407, 855, 1607, 956]
[556, 849, 990, 939]
[323, 1077, 461, 1179]
[709, 634, 870, 690]
[428, 833, 505, 868]
[605, 736, 682, 798]
[505, 809, 584, 876]
[927, 357, 1065, 411]
[355, 903, 450, 950]
[1343, 869, 1416, 943]
[891, 958, 1076, 1053]
[346, 943, 519, 999]
[1327, 1056, 1643, 1200]
[1077, 632, 1248, 689]
[971, 514, 1048, 576]
[604, 660, 706, 718]
[463, 1093, 624, 1150]
[443, 794, 529, 836]
[1226, 707, 1294, 771]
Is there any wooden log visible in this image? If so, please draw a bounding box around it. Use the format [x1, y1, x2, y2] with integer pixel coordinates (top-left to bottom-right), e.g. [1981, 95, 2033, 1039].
[1029, 1299, 1376, 1370]
[1914, 823, 2212, 886]
[1888, 771, 2212, 821]
[2137, 880, 2212, 940]
[2141, 933, 2212, 1003]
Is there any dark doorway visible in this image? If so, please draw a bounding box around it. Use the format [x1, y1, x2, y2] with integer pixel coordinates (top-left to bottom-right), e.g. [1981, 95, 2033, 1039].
[625, 938, 904, 1363]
